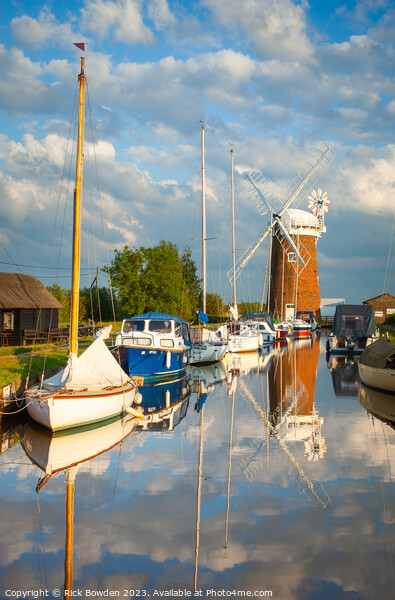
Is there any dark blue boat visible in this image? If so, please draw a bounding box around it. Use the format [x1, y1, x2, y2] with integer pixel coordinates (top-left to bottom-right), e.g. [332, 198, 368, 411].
[115, 313, 191, 381]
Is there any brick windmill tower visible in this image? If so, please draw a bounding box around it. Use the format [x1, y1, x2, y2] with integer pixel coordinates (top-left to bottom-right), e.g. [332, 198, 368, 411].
[228, 144, 335, 321]
[268, 189, 330, 321]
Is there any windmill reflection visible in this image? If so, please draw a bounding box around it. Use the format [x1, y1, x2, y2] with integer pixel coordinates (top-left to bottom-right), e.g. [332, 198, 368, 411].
[268, 336, 326, 462]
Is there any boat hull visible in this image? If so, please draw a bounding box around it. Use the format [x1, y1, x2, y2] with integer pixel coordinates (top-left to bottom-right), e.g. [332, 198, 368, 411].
[125, 346, 189, 380]
[190, 341, 227, 365]
[292, 328, 311, 338]
[358, 362, 395, 393]
[227, 335, 260, 353]
[327, 335, 367, 356]
[26, 384, 137, 432]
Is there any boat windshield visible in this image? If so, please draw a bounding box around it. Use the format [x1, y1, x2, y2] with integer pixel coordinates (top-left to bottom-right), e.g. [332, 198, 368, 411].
[148, 320, 172, 334]
[123, 320, 145, 333]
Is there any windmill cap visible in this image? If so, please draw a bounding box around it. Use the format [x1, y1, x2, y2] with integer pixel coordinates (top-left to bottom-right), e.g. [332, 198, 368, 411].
[282, 208, 325, 236]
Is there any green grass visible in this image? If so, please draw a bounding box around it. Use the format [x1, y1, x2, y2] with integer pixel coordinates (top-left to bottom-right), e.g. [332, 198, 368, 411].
[379, 326, 395, 342]
[0, 337, 96, 387]
[0, 349, 69, 387]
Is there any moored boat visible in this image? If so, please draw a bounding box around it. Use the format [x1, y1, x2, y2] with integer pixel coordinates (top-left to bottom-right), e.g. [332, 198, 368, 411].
[274, 321, 292, 339]
[358, 336, 395, 393]
[296, 310, 319, 331]
[217, 322, 261, 353]
[288, 318, 312, 338]
[115, 312, 191, 380]
[239, 311, 277, 345]
[326, 304, 379, 355]
[25, 55, 141, 431]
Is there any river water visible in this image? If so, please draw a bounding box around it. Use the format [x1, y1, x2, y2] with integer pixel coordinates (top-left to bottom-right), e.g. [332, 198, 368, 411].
[0, 333, 394, 600]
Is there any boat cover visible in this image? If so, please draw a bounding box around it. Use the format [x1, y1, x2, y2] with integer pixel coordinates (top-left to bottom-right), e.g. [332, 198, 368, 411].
[43, 326, 131, 391]
[130, 312, 188, 325]
[359, 336, 395, 368]
[332, 304, 376, 341]
[240, 311, 275, 329]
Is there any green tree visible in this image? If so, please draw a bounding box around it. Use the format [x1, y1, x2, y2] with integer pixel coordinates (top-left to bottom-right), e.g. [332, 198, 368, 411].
[180, 245, 200, 319]
[206, 292, 227, 317]
[238, 302, 262, 315]
[46, 283, 70, 324]
[80, 286, 117, 322]
[109, 240, 201, 321]
[109, 245, 147, 316]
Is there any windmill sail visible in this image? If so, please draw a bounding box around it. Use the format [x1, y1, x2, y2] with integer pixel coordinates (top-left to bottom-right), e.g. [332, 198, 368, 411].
[228, 143, 335, 284]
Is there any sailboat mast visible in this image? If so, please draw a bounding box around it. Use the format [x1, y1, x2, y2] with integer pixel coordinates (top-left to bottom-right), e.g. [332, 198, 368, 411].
[230, 149, 237, 310]
[201, 124, 207, 314]
[70, 57, 86, 356]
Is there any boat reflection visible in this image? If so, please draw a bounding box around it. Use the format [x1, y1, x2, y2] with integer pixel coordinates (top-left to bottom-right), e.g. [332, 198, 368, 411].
[187, 361, 227, 391]
[358, 384, 395, 429]
[136, 375, 191, 431]
[327, 354, 360, 396]
[22, 413, 138, 486]
[21, 413, 139, 597]
[225, 346, 278, 381]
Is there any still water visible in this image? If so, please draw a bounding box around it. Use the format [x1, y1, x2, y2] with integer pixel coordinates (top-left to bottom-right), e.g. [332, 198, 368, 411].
[0, 333, 394, 600]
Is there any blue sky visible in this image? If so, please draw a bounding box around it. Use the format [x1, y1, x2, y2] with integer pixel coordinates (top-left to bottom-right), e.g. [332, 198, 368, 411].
[0, 0, 395, 306]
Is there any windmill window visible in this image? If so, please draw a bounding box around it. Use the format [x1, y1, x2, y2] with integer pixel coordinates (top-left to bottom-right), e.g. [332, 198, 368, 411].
[288, 252, 296, 263]
[3, 311, 14, 332]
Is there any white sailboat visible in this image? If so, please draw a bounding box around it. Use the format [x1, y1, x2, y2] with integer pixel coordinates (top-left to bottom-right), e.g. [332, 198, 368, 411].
[217, 148, 260, 353]
[190, 124, 227, 365]
[25, 54, 141, 431]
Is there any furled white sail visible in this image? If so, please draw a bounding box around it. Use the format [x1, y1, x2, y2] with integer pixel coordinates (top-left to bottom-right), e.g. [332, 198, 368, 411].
[44, 326, 130, 391]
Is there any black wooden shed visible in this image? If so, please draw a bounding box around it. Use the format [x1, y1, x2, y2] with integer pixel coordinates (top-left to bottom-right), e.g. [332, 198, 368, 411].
[0, 273, 63, 346]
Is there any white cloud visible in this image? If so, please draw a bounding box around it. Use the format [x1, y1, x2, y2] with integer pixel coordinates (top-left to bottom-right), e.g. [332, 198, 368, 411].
[203, 0, 315, 62]
[11, 10, 76, 50]
[80, 0, 154, 45]
[147, 0, 177, 30]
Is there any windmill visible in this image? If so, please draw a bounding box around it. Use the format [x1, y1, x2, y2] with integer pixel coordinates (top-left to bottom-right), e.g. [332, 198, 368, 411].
[228, 143, 335, 320]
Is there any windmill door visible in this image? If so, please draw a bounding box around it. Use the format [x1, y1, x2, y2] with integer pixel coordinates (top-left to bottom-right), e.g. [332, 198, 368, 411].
[285, 304, 296, 320]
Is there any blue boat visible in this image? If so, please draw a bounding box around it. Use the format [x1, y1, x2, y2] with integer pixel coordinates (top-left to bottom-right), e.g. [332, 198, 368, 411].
[114, 313, 191, 381]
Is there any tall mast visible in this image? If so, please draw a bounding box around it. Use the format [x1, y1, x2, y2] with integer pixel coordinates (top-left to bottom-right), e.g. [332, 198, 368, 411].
[230, 149, 237, 311]
[70, 57, 86, 356]
[201, 124, 207, 313]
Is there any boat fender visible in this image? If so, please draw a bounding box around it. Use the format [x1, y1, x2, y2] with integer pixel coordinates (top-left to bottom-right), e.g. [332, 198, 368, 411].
[125, 405, 144, 419]
[325, 339, 329, 352]
[134, 392, 143, 405]
[182, 353, 188, 364]
[166, 351, 171, 369]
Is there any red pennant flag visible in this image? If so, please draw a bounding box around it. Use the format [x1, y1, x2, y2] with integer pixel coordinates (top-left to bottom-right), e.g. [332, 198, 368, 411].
[73, 43, 85, 52]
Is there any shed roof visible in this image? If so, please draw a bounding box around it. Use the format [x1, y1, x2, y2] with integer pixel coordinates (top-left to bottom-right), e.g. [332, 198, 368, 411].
[363, 293, 395, 303]
[0, 273, 62, 309]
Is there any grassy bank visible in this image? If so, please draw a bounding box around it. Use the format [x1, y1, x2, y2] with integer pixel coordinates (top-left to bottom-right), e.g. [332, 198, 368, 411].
[0, 338, 95, 388]
[0, 348, 69, 387]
